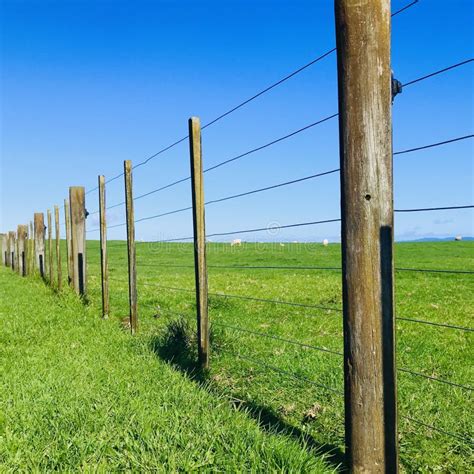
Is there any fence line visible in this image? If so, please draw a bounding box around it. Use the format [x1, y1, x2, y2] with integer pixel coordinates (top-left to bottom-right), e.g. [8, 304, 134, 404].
[4, 0, 473, 470]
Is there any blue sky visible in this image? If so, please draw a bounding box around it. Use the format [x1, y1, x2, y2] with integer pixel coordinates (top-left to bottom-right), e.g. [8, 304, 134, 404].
[1, 0, 472, 242]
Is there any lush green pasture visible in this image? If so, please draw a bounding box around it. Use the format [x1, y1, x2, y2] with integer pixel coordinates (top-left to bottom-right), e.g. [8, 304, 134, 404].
[0, 266, 331, 471]
[1, 241, 473, 471]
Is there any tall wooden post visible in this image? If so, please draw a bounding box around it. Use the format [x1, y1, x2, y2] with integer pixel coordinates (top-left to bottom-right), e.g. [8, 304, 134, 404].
[17, 225, 28, 276]
[29, 221, 35, 273]
[8, 231, 15, 270]
[55, 205, 62, 291]
[335, 0, 397, 472]
[124, 161, 137, 334]
[188, 117, 209, 369]
[98, 175, 110, 319]
[0, 233, 6, 266]
[47, 209, 54, 284]
[64, 199, 73, 286]
[69, 187, 87, 296]
[34, 213, 46, 278]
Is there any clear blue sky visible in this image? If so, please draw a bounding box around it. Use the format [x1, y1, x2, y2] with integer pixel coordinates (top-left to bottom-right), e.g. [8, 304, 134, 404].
[1, 0, 473, 242]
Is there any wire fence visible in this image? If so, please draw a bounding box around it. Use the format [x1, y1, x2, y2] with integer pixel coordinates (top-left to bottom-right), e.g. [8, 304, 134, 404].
[3, 0, 473, 469]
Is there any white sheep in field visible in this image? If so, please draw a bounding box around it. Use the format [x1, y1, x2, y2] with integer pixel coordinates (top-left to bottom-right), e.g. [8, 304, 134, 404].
[323, 239, 329, 246]
[231, 239, 242, 247]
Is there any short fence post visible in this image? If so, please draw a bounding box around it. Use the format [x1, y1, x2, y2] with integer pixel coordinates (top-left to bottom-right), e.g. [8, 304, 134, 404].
[29, 220, 35, 274]
[8, 231, 16, 270]
[47, 209, 54, 284]
[335, 0, 397, 472]
[98, 175, 110, 319]
[55, 205, 62, 291]
[1, 233, 6, 266]
[69, 187, 87, 296]
[34, 213, 46, 278]
[4, 233, 11, 267]
[124, 160, 137, 334]
[17, 225, 27, 276]
[188, 117, 209, 369]
[15, 232, 20, 273]
[64, 199, 73, 286]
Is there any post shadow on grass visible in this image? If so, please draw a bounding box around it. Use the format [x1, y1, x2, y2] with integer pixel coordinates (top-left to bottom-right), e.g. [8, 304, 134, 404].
[149, 316, 347, 472]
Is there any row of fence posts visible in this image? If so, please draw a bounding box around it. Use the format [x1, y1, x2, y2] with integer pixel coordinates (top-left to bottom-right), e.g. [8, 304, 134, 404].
[1, 189, 87, 296]
[1, 2, 398, 469]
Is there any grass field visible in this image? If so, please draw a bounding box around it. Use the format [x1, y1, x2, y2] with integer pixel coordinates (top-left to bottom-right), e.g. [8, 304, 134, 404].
[1, 240, 473, 471]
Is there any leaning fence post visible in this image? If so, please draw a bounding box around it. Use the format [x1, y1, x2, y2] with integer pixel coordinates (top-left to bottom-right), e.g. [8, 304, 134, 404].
[124, 161, 137, 334]
[55, 205, 62, 291]
[69, 187, 87, 296]
[64, 199, 73, 286]
[47, 209, 54, 284]
[0, 233, 6, 266]
[17, 225, 27, 276]
[34, 213, 46, 278]
[188, 117, 209, 369]
[98, 175, 110, 319]
[335, 0, 397, 471]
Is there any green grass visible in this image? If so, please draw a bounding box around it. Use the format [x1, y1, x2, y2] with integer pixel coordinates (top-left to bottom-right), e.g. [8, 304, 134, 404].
[1, 241, 473, 471]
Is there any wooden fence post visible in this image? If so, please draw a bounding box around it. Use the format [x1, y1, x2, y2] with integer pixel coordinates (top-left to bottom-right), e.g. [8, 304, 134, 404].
[15, 232, 20, 273]
[69, 187, 87, 296]
[29, 220, 35, 274]
[34, 213, 46, 278]
[64, 199, 73, 286]
[17, 225, 28, 276]
[124, 161, 137, 334]
[0, 233, 6, 266]
[47, 209, 54, 284]
[55, 205, 62, 291]
[98, 175, 110, 319]
[4, 233, 11, 267]
[335, 0, 397, 472]
[8, 231, 15, 270]
[188, 117, 209, 369]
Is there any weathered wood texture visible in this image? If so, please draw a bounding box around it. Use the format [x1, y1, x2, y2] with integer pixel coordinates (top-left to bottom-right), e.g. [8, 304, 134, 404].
[8, 231, 16, 270]
[55, 205, 62, 291]
[64, 199, 73, 286]
[15, 231, 20, 273]
[0, 233, 6, 266]
[5, 233, 11, 267]
[29, 221, 35, 273]
[16, 225, 28, 276]
[124, 161, 137, 334]
[98, 175, 109, 318]
[188, 117, 210, 369]
[335, 0, 397, 472]
[34, 213, 46, 278]
[69, 187, 87, 296]
[47, 209, 54, 284]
